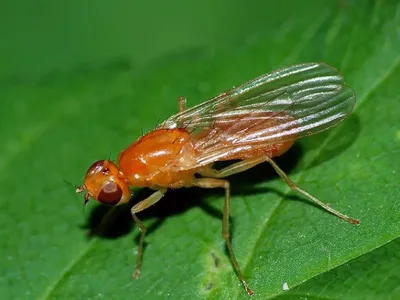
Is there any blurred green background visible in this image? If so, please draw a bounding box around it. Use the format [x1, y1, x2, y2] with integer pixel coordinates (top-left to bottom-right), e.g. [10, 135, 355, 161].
[1, 0, 340, 78]
[1, 1, 400, 299]
[1, 0, 235, 78]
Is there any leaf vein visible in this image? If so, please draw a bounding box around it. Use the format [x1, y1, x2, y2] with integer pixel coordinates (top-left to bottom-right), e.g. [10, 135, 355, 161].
[39, 240, 96, 300]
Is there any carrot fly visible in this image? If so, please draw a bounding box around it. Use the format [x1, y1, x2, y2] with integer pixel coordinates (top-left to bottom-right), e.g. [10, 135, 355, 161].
[76, 62, 359, 296]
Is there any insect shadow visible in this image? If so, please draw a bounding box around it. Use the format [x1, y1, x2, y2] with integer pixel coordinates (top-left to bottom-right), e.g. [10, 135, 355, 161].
[83, 114, 359, 246]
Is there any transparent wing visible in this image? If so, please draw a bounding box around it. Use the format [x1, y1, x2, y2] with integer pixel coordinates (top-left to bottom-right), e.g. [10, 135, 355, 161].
[159, 62, 356, 169]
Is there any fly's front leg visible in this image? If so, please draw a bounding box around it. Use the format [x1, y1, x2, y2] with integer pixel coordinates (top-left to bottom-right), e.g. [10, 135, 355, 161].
[193, 178, 254, 296]
[131, 188, 167, 279]
[198, 157, 266, 178]
[265, 156, 360, 225]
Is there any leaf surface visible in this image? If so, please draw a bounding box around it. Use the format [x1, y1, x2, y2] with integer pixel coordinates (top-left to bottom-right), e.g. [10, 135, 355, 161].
[1, 1, 399, 299]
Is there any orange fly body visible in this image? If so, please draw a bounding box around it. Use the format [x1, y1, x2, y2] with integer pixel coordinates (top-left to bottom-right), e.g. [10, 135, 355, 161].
[76, 62, 360, 296]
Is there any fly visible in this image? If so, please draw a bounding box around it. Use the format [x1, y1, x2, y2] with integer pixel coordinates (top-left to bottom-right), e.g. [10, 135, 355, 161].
[76, 62, 360, 296]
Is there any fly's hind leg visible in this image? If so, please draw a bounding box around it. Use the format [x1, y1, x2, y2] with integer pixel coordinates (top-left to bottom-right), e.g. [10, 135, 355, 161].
[178, 97, 187, 112]
[193, 178, 254, 296]
[198, 157, 267, 178]
[198, 156, 359, 225]
[131, 188, 167, 279]
[264, 156, 360, 225]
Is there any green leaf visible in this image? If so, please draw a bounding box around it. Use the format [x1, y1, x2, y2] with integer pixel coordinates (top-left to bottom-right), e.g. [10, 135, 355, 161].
[275, 237, 400, 299]
[1, 1, 400, 300]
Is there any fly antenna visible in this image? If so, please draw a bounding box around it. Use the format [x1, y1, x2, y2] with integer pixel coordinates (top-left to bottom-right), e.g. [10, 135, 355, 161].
[64, 180, 88, 217]
[64, 179, 79, 189]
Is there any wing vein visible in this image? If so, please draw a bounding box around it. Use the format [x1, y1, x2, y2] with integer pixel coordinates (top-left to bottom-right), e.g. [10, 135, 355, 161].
[159, 63, 355, 171]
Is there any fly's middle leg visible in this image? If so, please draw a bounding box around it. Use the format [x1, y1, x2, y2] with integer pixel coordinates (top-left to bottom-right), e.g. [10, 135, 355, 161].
[193, 178, 254, 296]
